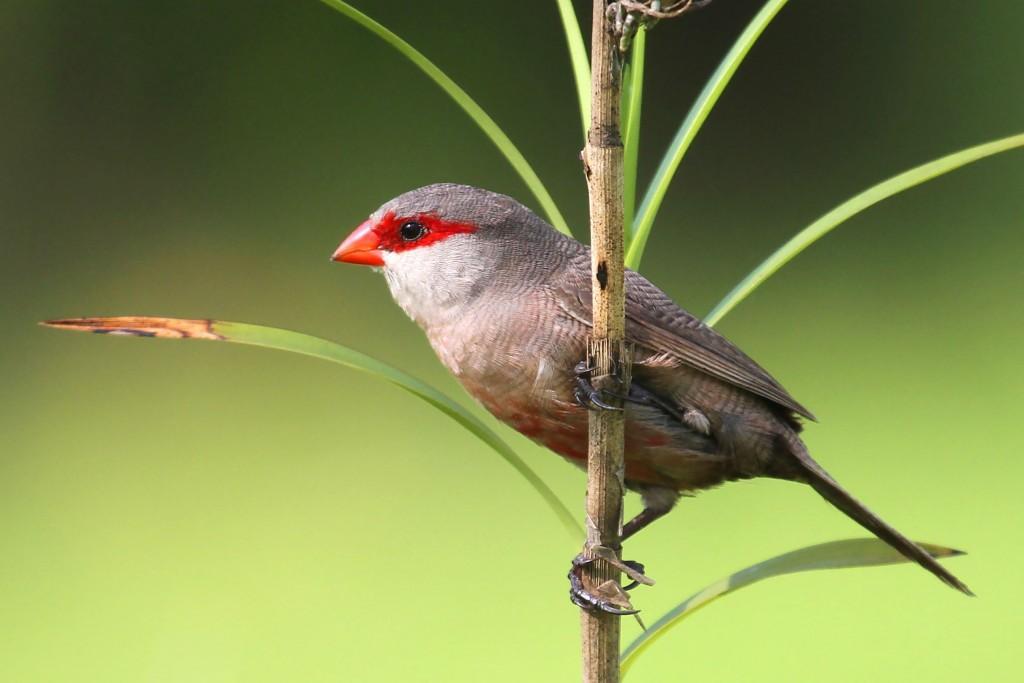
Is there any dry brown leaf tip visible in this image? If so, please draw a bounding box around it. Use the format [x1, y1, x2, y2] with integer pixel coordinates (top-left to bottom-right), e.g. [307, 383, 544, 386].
[42, 316, 224, 341]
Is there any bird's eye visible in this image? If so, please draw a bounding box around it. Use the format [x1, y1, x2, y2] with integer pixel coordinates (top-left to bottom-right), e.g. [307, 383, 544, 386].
[399, 220, 426, 241]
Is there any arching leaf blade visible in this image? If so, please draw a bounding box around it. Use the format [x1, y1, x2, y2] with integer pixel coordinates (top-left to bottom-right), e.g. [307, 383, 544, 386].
[627, 0, 789, 269]
[42, 316, 583, 539]
[620, 538, 965, 675]
[705, 132, 1024, 326]
[555, 0, 591, 138]
[318, 0, 572, 236]
[622, 28, 646, 238]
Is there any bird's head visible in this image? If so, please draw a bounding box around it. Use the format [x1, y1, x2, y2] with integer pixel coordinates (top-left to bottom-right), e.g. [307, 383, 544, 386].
[331, 183, 575, 327]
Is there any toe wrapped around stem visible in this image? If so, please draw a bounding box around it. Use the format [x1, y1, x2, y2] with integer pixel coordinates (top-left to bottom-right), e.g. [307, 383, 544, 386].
[568, 547, 654, 615]
[573, 360, 624, 412]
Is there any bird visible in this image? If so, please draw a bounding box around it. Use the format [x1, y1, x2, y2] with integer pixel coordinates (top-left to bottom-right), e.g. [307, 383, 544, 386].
[331, 182, 970, 607]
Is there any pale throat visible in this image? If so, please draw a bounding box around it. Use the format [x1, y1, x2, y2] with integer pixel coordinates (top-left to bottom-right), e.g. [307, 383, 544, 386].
[380, 240, 489, 332]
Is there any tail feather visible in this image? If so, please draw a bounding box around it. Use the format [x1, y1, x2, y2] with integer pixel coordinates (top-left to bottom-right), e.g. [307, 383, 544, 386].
[781, 434, 972, 595]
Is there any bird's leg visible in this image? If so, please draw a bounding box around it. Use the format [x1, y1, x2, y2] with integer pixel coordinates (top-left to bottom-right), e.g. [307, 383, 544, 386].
[613, 489, 678, 591]
[568, 548, 653, 615]
[569, 496, 668, 614]
[623, 487, 678, 543]
[570, 365, 676, 612]
[617, 559, 649, 591]
[573, 360, 623, 411]
[621, 505, 672, 542]
[568, 554, 637, 615]
[568, 501, 670, 612]
[573, 509, 665, 606]
[571, 359, 636, 613]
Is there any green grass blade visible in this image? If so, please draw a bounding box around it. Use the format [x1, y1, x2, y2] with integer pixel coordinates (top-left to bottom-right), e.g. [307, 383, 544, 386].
[627, 0, 789, 269]
[555, 0, 591, 138]
[705, 132, 1024, 326]
[620, 538, 964, 674]
[319, 0, 571, 236]
[622, 28, 646, 238]
[42, 316, 582, 539]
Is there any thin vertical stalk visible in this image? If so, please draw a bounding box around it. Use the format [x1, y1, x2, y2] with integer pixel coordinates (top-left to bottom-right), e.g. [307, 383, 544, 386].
[622, 27, 646, 238]
[556, 0, 592, 138]
[580, 1, 630, 681]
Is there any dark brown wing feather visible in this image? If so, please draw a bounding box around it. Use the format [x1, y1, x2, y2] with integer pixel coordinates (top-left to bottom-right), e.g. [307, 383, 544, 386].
[552, 259, 815, 421]
[623, 271, 815, 420]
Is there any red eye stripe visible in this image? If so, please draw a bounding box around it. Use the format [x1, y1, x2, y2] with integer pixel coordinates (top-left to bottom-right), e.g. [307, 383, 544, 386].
[372, 211, 478, 253]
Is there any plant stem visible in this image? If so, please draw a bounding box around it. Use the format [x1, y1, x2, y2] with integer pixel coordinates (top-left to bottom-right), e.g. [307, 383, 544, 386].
[580, 1, 630, 681]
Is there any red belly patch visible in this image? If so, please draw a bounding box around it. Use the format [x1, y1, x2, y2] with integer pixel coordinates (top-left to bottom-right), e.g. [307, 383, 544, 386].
[484, 395, 686, 488]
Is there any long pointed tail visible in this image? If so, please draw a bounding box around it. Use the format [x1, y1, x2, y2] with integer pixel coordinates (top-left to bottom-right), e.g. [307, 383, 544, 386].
[780, 434, 972, 595]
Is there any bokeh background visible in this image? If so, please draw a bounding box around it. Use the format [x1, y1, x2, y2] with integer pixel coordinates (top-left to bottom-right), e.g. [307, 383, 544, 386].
[3, 1, 1022, 680]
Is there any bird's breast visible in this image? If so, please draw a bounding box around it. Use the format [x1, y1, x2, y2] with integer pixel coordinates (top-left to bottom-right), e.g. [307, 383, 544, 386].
[419, 297, 738, 492]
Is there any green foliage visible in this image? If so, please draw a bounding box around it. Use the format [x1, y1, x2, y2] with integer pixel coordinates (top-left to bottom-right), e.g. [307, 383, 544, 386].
[620, 539, 964, 674]
[705, 132, 1024, 325]
[42, 317, 582, 539]
[317, 0, 572, 236]
[46, 1, 1019, 671]
[622, 28, 647, 238]
[555, 0, 591, 138]
[625, 0, 790, 269]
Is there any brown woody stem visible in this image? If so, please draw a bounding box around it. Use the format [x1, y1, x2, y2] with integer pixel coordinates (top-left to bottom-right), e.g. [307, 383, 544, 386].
[580, 1, 631, 681]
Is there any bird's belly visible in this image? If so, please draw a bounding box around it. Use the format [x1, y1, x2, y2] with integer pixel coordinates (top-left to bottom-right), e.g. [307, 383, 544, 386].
[443, 323, 734, 492]
[471, 384, 730, 492]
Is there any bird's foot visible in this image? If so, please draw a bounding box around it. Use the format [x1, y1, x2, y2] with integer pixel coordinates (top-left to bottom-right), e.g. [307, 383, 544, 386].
[568, 545, 654, 615]
[574, 361, 624, 411]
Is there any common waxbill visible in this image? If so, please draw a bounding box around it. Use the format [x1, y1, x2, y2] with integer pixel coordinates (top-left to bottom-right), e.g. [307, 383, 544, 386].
[332, 183, 969, 597]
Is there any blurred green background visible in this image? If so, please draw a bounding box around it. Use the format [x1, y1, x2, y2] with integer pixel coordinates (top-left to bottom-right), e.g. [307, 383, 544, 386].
[3, 1, 1022, 680]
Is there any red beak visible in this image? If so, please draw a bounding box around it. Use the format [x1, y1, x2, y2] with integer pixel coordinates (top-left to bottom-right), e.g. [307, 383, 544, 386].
[332, 219, 384, 266]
